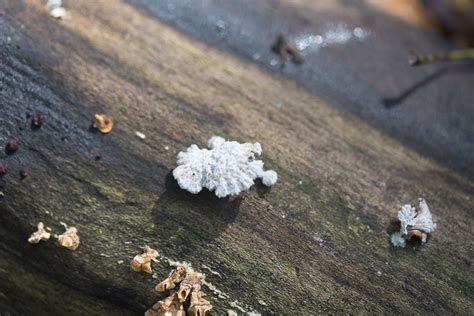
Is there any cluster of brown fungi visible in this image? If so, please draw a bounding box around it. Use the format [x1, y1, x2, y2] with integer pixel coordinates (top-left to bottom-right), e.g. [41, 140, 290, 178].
[145, 265, 213, 316]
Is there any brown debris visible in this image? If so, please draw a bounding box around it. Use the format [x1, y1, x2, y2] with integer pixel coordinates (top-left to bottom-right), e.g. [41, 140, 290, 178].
[147, 264, 212, 316]
[130, 245, 159, 273]
[272, 34, 303, 65]
[58, 227, 80, 250]
[28, 222, 51, 244]
[93, 114, 113, 134]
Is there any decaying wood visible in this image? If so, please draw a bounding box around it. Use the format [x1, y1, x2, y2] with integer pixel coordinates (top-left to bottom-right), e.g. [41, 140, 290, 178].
[0, 0, 472, 315]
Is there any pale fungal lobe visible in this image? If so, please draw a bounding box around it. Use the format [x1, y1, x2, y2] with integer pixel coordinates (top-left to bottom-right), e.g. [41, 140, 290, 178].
[173, 136, 278, 198]
[28, 222, 51, 244]
[58, 227, 80, 250]
[390, 232, 406, 248]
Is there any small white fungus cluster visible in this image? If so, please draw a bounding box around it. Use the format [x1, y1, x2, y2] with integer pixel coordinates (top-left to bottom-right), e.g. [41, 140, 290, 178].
[391, 198, 437, 247]
[173, 136, 277, 198]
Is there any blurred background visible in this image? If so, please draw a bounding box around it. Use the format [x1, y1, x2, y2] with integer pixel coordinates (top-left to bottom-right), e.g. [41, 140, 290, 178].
[126, 0, 474, 175]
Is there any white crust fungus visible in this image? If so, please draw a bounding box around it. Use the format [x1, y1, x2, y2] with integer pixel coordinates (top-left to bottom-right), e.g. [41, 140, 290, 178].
[173, 136, 277, 198]
[391, 198, 437, 247]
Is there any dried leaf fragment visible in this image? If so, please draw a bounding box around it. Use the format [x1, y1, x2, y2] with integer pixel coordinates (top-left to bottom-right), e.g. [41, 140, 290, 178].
[93, 114, 113, 134]
[58, 227, 80, 250]
[28, 222, 51, 244]
[131, 245, 159, 273]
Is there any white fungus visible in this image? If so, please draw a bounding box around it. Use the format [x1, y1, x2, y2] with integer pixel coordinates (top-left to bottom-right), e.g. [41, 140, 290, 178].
[47, 0, 66, 19]
[173, 136, 277, 198]
[391, 198, 437, 247]
[390, 232, 406, 248]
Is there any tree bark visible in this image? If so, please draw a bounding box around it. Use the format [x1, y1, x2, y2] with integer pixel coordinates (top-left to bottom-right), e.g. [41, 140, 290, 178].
[0, 0, 472, 315]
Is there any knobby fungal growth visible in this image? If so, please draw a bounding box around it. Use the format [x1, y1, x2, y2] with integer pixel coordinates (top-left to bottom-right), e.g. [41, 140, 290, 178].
[28, 222, 51, 244]
[146, 264, 213, 316]
[130, 245, 159, 274]
[390, 198, 437, 248]
[58, 227, 80, 250]
[173, 136, 278, 198]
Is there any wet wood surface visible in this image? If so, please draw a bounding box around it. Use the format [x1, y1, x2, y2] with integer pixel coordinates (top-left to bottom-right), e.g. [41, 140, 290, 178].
[0, 0, 472, 315]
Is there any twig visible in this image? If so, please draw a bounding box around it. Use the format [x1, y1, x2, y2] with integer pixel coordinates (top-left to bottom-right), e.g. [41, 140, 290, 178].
[410, 48, 474, 66]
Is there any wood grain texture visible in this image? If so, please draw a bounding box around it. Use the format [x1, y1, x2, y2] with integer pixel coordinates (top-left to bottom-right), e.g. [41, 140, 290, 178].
[0, 0, 472, 315]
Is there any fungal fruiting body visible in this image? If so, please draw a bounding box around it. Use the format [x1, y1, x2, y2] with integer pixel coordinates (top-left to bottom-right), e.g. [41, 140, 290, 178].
[173, 136, 277, 198]
[391, 198, 437, 247]
[5, 138, 19, 153]
[146, 264, 212, 316]
[130, 245, 159, 273]
[58, 227, 80, 250]
[33, 112, 45, 128]
[93, 114, 113, 134]
[28, 222, 51, 244]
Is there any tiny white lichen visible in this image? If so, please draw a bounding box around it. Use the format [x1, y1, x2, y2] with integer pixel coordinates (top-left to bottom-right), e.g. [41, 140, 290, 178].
[173, 136, 277, 198]
[391, 198, 437, 247]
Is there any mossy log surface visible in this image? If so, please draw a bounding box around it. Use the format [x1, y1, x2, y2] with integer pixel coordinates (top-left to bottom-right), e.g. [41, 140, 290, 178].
[0, 0, 473, 315]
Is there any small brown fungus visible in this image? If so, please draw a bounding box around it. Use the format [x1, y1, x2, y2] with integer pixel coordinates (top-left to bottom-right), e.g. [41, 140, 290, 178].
[93, 114, 113, 134]
[33, 111, 45, 128]
[5, 138, 19, 153]
[130, 245, 159, 273]
[177, 270, 204, 302]
[58, 226, 80, 250]
[272, 34, 303, 65]
[188, 291, 213, 316]
[155, 265, 187, 292]
[19, 166, 28, 179]
[28, 222, 51, 244]
[0, 161, 8, 176]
